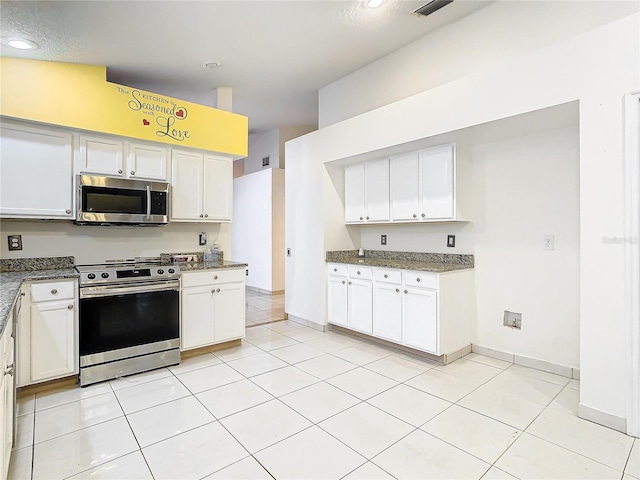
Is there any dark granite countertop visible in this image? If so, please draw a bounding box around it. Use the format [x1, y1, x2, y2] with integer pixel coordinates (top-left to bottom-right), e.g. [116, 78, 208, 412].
[326, 250, 474, 274]
[0, 268, 79, 337]
[173, 260, 249, 272]
[327, 256, 473, 273]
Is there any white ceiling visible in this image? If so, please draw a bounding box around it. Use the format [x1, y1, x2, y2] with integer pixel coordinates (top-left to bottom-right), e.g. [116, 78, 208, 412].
[0, 0, 492, 136]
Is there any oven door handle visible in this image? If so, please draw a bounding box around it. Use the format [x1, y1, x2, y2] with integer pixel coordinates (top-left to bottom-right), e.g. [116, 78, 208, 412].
[79, 281, 179, 299]
[146, 185, 151, 217]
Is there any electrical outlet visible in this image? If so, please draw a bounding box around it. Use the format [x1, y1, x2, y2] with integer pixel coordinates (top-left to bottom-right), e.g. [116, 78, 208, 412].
[543, 235, 554, 251]
[199, 232, 207, 246]
[503, 310, 522, 330]
[381, 234, 387, 246]
[246, 269, 249, 276]
[8, 235, 22, 251]
[447, 235, 456, 248]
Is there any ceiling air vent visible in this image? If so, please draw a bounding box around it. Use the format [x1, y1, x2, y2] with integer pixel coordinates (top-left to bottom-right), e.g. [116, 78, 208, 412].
[414, 0, 454, 17]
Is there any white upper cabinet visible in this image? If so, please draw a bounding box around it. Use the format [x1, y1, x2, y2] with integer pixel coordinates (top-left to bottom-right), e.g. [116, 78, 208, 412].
[171, 149, 233, 222]
[344, 142, 460, 225]
[389, 151, 420, 221]
[171, 149, 204, 221]
[344, 158, 389, 223]
[389, 143, 456, 222]
[203, 154, 232, 222]
[77, 134, 169, 181]
[421, 144, 454, 220]
[0, 122, 74, 219]
[77, 134, 125, 176]
[127, 142, 169, 181]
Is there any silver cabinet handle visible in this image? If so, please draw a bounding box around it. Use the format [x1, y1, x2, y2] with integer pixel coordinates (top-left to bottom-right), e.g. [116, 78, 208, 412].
[118, 169, 123, 174]
[404, 290, 408, 294]
[348, 281, 352, 285]
[4, 364, 14, 376]
[366, 216, 370, 220]
[51, 289, 58, 295]
[20, 291, 25, 297]
[413, 214, 417, 218]
[205, 214, 209, 218]
[216, 288, 220, 293]
[416, 277, 421, 283]
[131, 171, 135, 175]
[357, 271, 361, 275]
[200, 214, 204, 218]
[342, 280, 345, 284]
[421, 213, 426, 218]
[65, 209, 71, 214]
[67, 304, 74, 310]
[359, 217, 363, 221]
[384, 274, 388, 278]
[214, 275, 218, 280]
[396, 288, 400, 293]
[211, 289, 215, 294]
[334, 268, 337, 272]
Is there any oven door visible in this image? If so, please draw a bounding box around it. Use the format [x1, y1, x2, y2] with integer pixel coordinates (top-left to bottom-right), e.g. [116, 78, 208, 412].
[79, 281, 179, 366]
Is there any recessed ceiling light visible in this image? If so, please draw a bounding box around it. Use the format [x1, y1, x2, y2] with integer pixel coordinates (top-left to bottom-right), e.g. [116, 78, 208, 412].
[203, 61, 222, 69]
[2, 38, 38, 50]
[367, 0, 384, 8]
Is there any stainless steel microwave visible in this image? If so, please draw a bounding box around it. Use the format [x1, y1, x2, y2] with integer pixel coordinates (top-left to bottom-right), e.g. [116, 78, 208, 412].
[76, 175, 170, 225]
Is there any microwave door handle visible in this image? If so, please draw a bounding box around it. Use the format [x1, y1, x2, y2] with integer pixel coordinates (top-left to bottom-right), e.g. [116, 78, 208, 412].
[146, 186, 151, 217]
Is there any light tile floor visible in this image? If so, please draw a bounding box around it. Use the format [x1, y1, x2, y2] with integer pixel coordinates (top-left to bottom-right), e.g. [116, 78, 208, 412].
[10, 321, 640, 480]
[245, 289, 285, 326]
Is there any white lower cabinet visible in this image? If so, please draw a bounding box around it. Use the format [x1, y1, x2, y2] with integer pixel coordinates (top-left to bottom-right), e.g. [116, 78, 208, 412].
[17, 280, 79, 387]
[328, 264, 474, 357]
[1, 310, 15, 480]
[180, 269, 245, 351]
[348, 278, 373, 334]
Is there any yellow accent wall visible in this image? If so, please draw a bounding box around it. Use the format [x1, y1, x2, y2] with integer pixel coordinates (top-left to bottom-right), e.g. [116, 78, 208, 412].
[0, 58, 248, 156]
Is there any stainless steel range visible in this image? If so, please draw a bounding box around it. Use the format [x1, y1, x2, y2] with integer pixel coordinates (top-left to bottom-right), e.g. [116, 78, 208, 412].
[75, 258, 181, 386]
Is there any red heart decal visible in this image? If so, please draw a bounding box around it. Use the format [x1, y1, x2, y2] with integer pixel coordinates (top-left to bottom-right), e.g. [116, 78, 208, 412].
[176, 109, 184, 118]
[143, 119, 150, 125]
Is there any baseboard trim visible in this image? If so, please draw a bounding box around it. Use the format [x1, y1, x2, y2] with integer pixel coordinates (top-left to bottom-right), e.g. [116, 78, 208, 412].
[579, 403, 628, 434]
[471, 344, 579, 379]
[246, 286, 284, 296]
[286, 314, 328, 332]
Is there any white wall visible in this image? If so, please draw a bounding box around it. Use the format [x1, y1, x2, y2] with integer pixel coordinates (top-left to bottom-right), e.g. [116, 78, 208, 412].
[279, 126, 317, 169]
[285, 7, 639, 427]
[272, 168, 285, 292]
[319, 0, 639, 128]
[232, 169, 273, 290]
[244, 129, 280, 174]
[0, 220, 231, 264]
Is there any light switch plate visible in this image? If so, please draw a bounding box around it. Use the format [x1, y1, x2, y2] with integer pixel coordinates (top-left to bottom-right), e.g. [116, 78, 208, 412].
[447, 235, 456, 248]
[543, 235, 554, 250]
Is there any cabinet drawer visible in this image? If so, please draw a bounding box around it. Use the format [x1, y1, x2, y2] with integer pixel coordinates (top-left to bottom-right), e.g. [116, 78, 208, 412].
[181, 268, 246, 287]
[402, 271, 438, 289]
[348, 265, 373, 280]
[328, 264, 348, 277]
[374, 268, 401, 284]
[30, 280, 76, 302]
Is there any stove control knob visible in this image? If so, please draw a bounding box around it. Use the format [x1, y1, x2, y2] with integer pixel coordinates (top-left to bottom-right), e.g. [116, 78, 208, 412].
[157, 269, 164, 274]
[101, 272, 109, 279]
[168, 268, 175, 274]
[87, 273, 96, 280]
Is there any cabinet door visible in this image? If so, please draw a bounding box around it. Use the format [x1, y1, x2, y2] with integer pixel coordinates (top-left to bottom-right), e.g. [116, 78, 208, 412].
[344, 163, 365, 223]
[390, 152, 420, 221]
[181, 285, 215, 350]
[0, 123, 74, 219]
[327, 276, 348, 327]
[373, 282, 402, 342]
[78, 135, 124, 176]
[203, 155, 233, 221]
[127, 142, 168, 181]
[0, 313, 14, 480]
[213, 282, 245, 342]
[420, 145, 454, 220]
[365, 159, 390, 222]
[348, 279, 373, 334]
[30, 300, 77, 382]
[402, 287, 437, 354]
[171, 149, 203, 220]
